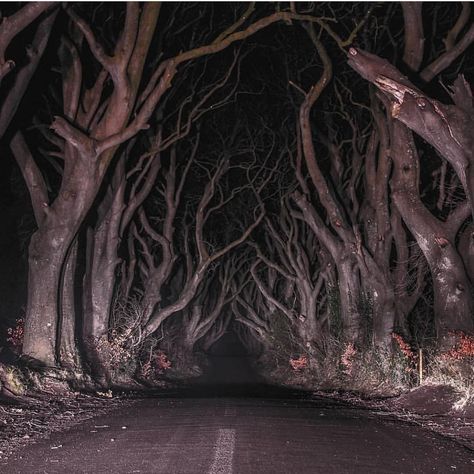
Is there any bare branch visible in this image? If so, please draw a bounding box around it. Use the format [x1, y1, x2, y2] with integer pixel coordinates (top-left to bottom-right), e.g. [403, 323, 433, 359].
[128, 3, 161, 93]
[0, 8, 57, 138]
[401, 2, 424, 71]
[444, 3, 471, 51]
[50, 117, 97, 157]
[115, 3, 140, 66]
[209, 210, 264, 263]
[65, 7, 115, 75]
[421, 23, 474, 82]
[10, 131, 49, 225]
[212, 3, 255, 44]
[250, 261, 295, 322]
[60, 36, 82, 121]
[0, 2, 55, 81]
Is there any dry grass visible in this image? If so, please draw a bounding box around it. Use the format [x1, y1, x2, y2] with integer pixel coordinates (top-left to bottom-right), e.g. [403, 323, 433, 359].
[259, 330, 474, 413]
[421, 333, 474, 411]
[259, 333, 417, 396]
[425, 356, 474, 410]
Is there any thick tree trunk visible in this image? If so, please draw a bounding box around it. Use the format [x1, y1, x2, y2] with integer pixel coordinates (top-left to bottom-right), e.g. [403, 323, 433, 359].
[139, 250, 174, 325]
[371, 286, 396, 349]
[21, 4, 162, 368]
[81, 228, 113, 387]
[431, 259, 473, 344]
[357, 252, 397, 349]
[136, 217, 175, 325]
[180, 305, 202, 353]
[87, 230, 118, 340]
[23, 228, 69, 366]
[391, 122, 473, 347]
[23, 158, 101, 365]
[84, 193, 123, 343]
[59, 238, 82, 369]
[294, 282, 323, 351]
[292, 193, 364, 344]
[357, 264, 396, 349]
[337, 255, 363, 344]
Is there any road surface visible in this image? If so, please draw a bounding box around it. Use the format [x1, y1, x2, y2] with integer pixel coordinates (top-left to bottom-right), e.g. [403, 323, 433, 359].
[2, 382, 474, 474]
[3, 347, 474, 473]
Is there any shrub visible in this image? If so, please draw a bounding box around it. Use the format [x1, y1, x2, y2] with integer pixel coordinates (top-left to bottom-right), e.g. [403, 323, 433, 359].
[350, 345, 415, 392]
[340, 342, 357, 376]
[92, 297, 169, 383]
[289, 355, 308, 371]
[268, 332, 416, 394]
[426, 332, 474, 410]
[442, 331, 474, 360]
[140, 350, 172, 379]
[0, 364, 26, 395]
[392, 332, 416, 361]
[94, 332, 138, 379]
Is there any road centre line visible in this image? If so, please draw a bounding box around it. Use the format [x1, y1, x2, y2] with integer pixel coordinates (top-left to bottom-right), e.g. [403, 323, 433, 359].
[208, 428, 236, 474]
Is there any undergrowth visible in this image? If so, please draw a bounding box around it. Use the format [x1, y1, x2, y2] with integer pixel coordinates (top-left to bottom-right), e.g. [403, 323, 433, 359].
[425, 332, 474, 410]
[259, 327, 474, 411]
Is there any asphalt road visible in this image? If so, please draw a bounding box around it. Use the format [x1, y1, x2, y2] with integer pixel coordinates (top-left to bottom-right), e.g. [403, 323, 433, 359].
[3, 351, 474, 473]
[2, 383, 474, 473]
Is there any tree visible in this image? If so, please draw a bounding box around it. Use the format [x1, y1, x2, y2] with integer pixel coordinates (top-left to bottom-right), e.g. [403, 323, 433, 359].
[347, 1, 474, 346]
[11, 3, 344, 367]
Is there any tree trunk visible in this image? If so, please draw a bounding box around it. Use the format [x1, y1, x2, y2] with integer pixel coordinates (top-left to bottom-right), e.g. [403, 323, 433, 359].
[391, 122, 473, 347]
[83, 191, 123, 343]
[23, 157, 102, 365]
[371, 285, 396, 349]
[23, 228, 69, 365]
[458, 223, 474, 282]
[59, 237, 82, 369]
[337, 254, 363, 344]
[295, 281, 322, 351]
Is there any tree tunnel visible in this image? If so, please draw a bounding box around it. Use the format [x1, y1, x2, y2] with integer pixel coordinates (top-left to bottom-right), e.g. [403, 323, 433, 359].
[198, 329, 262, 387]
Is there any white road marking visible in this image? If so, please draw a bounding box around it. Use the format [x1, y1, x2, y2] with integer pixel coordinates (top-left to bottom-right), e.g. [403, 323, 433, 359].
[209, 428, 236, 474]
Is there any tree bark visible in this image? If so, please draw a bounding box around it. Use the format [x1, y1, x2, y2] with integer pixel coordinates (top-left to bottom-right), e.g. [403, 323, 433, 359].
[58, 237, 82, 369]
[23, 159, 100, 364]
[390, 121, 474, 346]
[83, 173, 125, 343]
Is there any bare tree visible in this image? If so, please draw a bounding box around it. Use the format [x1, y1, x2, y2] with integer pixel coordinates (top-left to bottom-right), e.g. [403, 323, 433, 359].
[141, 155, 265, 338]
[347, 3, 474, 346]
[249, 200, 328, 351]
[12, 3, 344, 366]
[179, 258, 237, 355]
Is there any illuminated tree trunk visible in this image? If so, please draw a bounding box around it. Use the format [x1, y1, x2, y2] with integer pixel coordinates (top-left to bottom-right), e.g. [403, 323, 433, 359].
[59, 238, 81, 369]
[23, 159, 102, 365]
[348, 43, 474, 347]
[390, 122, 473, 346]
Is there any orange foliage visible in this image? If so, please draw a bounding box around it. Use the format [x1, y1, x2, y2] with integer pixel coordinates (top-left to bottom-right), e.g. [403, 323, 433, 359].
[392, 333, 415, 360]
[443, 332, 474, 360]
[7, 318, 24, 353]
[289, 355, 308, 371]
[141, 351, 172, 378]
[341, 342, 356, 375]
